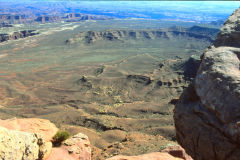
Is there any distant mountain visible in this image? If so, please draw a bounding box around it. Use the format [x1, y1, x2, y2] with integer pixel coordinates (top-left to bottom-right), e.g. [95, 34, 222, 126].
[0, 1, 239, 23]
[209, 19, 225, 26]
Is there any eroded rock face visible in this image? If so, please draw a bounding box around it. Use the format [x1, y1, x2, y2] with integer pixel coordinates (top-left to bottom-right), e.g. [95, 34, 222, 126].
[65, 26, 219, 45]
[0, 126, 49, 160]
[214, 8, 240, 47]
[0, 30, 38, 43]
[174, 8, 240, 160]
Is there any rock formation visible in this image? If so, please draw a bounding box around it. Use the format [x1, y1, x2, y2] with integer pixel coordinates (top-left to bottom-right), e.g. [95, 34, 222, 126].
[0, 126, 51, 160]
[0, 30, 39, 43]
[0, 14, 27, 23]
[0, 118, 91, 160]
[65, 26, 219, 45]
[35, 14, 108, 23]
[107, 145, 192, 160]
[214, 8, 240, 47]
[174, 8, 240, 160]
[0, 118, 58, 141]
[47, 133, 91, 160]
[35, 16, 61, 23]
[107, 152, 182, 160]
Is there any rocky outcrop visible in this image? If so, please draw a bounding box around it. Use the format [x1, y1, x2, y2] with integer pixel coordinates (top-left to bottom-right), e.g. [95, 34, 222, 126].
[174, 8, 240, 160]
[127, 75, 152, 85]
[172, 55, 201, 81]
[107, 145, 192, 160]
[35, 16, 61, 23]
[107, 152, 182, 160]
[214, 9, 240, 47]
[0, 30, 39, 43]
[161, 145, 193, 160]
[0, 118, 58, 159]
[0, 118, 91, 160]
[0, 14, 27, 23]
[35, 14, 108, 23]
[0, 118, 58, 141]
[66, 26, 219, 45]
[0, 126, 50, 160]
[47, 133, 91, 160]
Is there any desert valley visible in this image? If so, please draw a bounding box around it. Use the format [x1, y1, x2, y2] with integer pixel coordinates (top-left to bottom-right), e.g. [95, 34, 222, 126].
[0, 1, 239, 160]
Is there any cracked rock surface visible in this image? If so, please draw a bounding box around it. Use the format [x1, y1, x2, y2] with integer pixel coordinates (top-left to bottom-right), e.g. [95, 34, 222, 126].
[0, 126, 48, 160]
[174, 8, 240, 160]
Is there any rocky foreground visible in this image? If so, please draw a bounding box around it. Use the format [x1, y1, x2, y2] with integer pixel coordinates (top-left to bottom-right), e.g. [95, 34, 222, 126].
[0, 118, 91, 160]
[0, 118, 191, 160]
[174, 8, 240, 160]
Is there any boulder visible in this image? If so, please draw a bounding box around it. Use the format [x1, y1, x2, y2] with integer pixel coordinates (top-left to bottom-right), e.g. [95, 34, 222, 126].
[106, 152, 182, 160]
[107, 145, 192, 160]
[47, 133, 91, 160]
[161, 145, 193, 160]
[0, 126, 50, 160]
[0, 118, 58, 141]
[174, 8, 240, 160]
[0, 118, 91, 160]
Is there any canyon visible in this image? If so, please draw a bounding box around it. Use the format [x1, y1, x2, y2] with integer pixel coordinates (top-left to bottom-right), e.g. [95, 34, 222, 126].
[0, 20, 215, 159]
[0, 1, 239, 160]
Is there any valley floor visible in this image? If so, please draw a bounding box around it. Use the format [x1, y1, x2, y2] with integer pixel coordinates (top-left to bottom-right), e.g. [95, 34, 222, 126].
[0, 19, 215, 159]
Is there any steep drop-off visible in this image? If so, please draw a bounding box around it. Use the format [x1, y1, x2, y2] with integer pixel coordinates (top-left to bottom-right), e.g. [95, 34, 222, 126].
[174, 8, 240, 160]
[66, 26, 219, 45]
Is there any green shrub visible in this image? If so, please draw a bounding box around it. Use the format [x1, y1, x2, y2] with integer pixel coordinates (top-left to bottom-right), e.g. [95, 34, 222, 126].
[52, 130, 70, 146]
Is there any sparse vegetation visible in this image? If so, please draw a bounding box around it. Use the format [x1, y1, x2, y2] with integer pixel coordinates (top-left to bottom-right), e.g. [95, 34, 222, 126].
[0, 18, 220, 159]
[52, 130, 70, 146]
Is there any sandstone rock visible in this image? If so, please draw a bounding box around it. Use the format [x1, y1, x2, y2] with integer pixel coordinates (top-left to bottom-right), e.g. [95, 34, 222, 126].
[174, 8, 240, 160]
[106, 145, 192, 160]
[40, 142, 53, 160]
[47, 133, 91, 160]
[0, 126, 49, 160]
[214, 8, 240, 47]
[0, 117, 58, 141]
[106, 152, 182, 160]
[183, 55, 201, 80]
[0, 118, 91, 160]
[161, 145, 193, 160]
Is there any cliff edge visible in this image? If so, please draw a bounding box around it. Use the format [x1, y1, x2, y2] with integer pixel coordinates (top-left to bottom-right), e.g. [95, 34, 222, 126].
[174, 8, 240, 160]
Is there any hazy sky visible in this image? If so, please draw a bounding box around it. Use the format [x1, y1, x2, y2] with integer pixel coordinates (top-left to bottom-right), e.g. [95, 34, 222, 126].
[0, 0, 239, 22]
